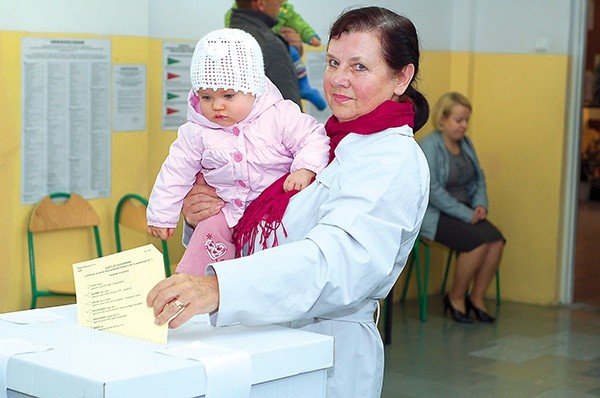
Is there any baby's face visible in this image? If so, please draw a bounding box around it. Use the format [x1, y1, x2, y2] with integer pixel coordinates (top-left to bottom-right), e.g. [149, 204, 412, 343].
[196, 88, 256, 127]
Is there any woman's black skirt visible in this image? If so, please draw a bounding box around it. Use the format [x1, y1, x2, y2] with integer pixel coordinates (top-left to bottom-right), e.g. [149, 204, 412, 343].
[434, 212, 505, 252]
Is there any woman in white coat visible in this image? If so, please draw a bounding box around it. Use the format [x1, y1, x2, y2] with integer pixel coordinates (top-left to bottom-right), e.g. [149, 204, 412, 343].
[147, 6, 430, 397]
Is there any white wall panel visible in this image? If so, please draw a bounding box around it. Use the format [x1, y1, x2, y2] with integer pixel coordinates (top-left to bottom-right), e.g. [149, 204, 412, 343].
[147, 0, 230, 40]
[0, 0, 149, 36]
[0, 0, 575, 54]
[471, 0, 571, 54]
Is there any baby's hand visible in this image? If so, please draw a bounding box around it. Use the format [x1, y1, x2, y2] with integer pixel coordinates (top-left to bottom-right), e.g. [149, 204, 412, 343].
[309, 36, 321, 46]
[283, 169, 316, 192]
[148, 226, 174, 240]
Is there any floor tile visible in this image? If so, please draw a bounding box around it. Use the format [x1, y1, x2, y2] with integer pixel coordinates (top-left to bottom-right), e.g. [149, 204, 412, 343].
[381, 298, 600, 398]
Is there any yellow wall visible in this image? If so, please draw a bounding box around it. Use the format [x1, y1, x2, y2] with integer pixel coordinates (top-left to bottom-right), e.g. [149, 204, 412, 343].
[471, 54, 567, 304]
[398, 51, 568, 305]
[0, 31, 570, 312]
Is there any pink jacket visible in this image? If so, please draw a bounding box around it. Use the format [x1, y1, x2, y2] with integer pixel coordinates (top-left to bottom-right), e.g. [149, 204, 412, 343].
[147, 78, 329, 228]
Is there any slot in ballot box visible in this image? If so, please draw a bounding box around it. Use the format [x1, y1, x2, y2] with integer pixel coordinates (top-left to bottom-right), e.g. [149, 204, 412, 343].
[0, 305, 333, 398]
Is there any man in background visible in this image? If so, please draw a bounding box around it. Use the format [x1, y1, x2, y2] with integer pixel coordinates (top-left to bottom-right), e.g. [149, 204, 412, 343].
[230, 0, 302, 108]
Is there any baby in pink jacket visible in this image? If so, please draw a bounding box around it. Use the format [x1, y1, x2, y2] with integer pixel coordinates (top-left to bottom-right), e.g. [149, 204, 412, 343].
[147, 28, 329, 275]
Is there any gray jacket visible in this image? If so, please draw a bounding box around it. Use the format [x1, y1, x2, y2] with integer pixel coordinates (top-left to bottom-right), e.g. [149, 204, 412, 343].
[230, 8, 302, 108]
[418, 131, 488, 240]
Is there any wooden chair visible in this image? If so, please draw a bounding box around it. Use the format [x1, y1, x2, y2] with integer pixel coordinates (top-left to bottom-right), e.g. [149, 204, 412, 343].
[28, 192, 103, 308]
[114, 193, 171, 277]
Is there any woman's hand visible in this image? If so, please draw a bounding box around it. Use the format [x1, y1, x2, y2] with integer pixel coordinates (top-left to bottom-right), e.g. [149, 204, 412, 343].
[147, 273, 220, 328]
[470, 206, 487, 224]
[182, 174, 224, 228]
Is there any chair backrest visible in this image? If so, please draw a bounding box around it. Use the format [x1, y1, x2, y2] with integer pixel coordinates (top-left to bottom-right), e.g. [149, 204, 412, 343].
[29, 192, 101, 233]
[27, 192, 103, 308]
[114, 193, 171, 277]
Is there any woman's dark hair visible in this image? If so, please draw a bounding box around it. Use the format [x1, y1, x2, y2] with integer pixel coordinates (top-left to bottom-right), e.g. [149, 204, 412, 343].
[329, 6, 429, 132]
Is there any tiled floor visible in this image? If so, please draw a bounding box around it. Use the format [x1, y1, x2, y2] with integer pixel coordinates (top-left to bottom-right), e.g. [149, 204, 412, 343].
[377, 198, 600, 397]
[380, 298, 600, 397]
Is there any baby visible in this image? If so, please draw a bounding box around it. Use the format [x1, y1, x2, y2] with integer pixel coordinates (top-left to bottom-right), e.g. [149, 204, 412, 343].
[147, 28, 329, 275]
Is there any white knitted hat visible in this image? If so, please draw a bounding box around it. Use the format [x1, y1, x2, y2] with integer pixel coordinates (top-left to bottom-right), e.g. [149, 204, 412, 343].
[190, 28, 266, 96]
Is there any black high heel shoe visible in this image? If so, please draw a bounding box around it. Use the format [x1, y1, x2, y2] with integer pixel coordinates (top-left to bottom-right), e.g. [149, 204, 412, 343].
[465, 295, 496, 323]
[443, 294, 474, 323]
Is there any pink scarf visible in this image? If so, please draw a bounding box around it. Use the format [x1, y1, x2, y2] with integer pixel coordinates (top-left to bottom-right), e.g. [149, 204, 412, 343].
[233, 100, 415, 255]
[325, 100, 414, 162]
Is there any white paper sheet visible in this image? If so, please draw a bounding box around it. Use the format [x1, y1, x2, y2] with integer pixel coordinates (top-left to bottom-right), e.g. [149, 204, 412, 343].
[73, 244, 168, 344]
[112, 64, 147, 131]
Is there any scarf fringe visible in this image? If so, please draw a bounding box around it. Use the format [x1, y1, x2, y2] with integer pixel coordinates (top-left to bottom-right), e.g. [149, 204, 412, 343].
[233, 173, 295, 256]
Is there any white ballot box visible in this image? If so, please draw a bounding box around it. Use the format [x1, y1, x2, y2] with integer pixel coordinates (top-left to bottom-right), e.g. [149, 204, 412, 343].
[0, 305, 333, 398]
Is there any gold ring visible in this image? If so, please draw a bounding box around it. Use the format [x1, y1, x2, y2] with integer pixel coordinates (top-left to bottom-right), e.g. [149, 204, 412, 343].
[173, 299, 186, 311]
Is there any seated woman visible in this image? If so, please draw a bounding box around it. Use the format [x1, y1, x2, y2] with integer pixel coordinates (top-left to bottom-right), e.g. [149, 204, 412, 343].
[419, 92, 505, 324]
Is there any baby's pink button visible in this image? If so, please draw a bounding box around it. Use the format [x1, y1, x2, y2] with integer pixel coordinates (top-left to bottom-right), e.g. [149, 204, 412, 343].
[232, 152, 243, 162]
[232, 127, 240, 136]
[236, 180, 247, 188]
[234, 199, 243, 207]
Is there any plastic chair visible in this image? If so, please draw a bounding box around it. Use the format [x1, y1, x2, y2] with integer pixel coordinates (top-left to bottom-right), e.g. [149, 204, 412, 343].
[441, 249, 501, 306]
[114, 193, 171, 277]
[28, 192, 103, 308]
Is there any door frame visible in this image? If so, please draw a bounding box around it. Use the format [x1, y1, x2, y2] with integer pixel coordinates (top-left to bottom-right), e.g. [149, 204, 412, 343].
[560, 0, 589, 304]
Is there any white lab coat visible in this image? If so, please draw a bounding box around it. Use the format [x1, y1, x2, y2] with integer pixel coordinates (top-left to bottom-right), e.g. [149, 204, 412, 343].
[205, 126, 430, 397]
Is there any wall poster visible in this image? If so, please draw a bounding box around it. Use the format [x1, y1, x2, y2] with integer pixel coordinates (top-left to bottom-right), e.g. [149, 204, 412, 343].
[161, 41, 195, 131]
[112, 64, 146, 132]
[21, 37, 111, 205]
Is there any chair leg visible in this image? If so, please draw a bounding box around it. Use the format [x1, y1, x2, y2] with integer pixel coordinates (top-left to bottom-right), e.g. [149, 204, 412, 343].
[383, 287, 393, 345]
[419, 240, 431, 323]
[400, 254, 415, 303]
[414, 244, 423, 308]
[400, 238, 431, 322]
[411, 240, 426, 322]
[440, 249, 455, 295]
[161, 240, 171, 277]
[495, 269, 501, 306]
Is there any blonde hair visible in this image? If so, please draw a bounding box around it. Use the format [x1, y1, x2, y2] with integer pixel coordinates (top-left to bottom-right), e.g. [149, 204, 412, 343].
[431, 92, 472, 130]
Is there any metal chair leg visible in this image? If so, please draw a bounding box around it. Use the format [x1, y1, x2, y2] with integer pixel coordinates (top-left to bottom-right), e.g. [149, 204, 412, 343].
[440, 249, 456, 295]
[495, 269, 501, 305]
[419, 240, 431, 322]
[401, 237, 431, 322]
[383, 287, 394, 345]
[400, 254, 416, 303]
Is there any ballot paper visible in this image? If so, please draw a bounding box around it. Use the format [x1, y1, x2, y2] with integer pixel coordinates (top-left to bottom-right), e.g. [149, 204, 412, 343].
[73, 244, 168, 344]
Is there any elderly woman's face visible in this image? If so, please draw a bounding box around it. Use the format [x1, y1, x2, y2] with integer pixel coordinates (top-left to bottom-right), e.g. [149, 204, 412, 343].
[324, 31, 408, 122]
